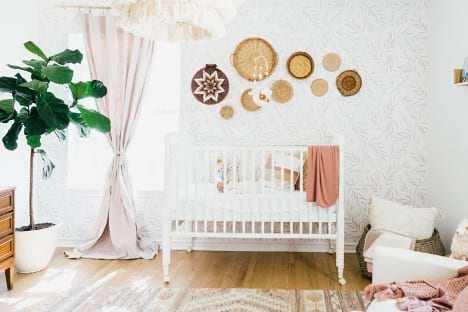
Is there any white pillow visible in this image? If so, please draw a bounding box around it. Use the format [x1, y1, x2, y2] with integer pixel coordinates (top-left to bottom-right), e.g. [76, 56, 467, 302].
[369, 195, 439, 240]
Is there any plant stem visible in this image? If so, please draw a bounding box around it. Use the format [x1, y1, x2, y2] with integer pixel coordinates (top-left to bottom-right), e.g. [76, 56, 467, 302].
[29, 148, 35, 230]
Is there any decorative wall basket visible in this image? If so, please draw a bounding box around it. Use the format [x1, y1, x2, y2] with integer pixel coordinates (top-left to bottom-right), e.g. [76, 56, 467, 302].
[311, 79, 329, 97]
[241, 89, 262, 111]
[231, 38, 278, 81]
[191, 64, 229, 105]
[287, 52, 314, 79]
[220, 105, 234, 120]
[323, 53, 341, 72]
[336, 70, 362, 97]
[271, 80, 294, 103]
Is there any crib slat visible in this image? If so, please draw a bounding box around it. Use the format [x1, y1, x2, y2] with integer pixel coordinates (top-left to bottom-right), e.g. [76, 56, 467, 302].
[280, 151, 284, 234]
[270, 150, 274, 234]
[251, 150, 256, 233]
[213, 150, 218, 234]
[233, 152, 237, 233]
[261, 150, 266, 235]
[245, 150, 248, 234]
[290, 151, 294, 234]
[299, 150, 304, 235]
[223, 150, 227, 234]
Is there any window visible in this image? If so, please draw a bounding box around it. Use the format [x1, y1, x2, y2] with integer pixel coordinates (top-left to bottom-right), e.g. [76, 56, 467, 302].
[67, 34, 180, 191]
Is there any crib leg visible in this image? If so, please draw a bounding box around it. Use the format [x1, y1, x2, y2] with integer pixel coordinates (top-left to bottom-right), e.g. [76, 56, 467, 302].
[336, 243, 346, 285]
[338, 265, 346, 286]
[327, 240, 335, 254]
[186, 237, 194, 253]
[162, 238, 171, 283]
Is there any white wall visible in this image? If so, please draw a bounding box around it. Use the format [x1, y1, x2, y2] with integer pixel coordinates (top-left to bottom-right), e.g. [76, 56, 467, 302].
[428, 0, 468, 248]
[0, 0, 41, 225]
[1, 0, 437, 250]
[181, 0, 429, 243]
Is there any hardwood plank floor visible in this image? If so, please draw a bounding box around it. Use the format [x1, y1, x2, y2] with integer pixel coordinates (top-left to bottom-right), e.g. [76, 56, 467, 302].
[0, 249, 370, 309]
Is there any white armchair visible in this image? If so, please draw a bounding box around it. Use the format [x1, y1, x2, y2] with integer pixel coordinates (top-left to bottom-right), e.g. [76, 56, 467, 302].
[367, 247, 467, 312]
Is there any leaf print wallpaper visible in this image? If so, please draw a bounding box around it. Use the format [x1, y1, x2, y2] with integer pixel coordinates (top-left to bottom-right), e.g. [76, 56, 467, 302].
[181, 0, 429, 243]
[32, 0, 428, 247]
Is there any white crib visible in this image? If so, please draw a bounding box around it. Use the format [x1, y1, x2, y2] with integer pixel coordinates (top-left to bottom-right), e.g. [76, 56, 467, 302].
[162, 132, 346, 285]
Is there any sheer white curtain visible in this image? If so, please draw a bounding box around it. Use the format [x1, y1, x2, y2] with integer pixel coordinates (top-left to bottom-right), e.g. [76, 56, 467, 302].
[66, 14, 157, 259]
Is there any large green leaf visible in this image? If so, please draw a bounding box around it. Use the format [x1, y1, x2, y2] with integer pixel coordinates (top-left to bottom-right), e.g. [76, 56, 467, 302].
[0, 99, 15, 123]
[50, 49, 83, 65]
[0, 77, 17, 93]
[23, 59, 46, 70]
[69, 80, 107, 100]
[23, 60, 47, 80]
[16, 107, 28, 122]
[36, 149, 56, 179]
[7, 64, 34, 74]
[15, 73, 27, 84]
[0, 109, 16, 123]
[0, 99, 14, 113]
[24, 107, 47, 136]
[36, 92, 70, 130]
[68, 111, 90, 137]
[24, 41, 48, 61]
[41, 65, 73, 84]
[2, 121, 22, 150]
[20, 80, 48, 93]
[26, 134, 41, 149]
[76, 104, 110, 133]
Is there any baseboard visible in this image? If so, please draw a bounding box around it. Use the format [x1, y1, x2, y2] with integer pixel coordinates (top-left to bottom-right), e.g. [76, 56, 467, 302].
[58, 238, 356, 253]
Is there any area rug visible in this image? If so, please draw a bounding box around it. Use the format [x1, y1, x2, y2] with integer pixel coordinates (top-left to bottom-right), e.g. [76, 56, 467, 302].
[30, 287, 366, 312]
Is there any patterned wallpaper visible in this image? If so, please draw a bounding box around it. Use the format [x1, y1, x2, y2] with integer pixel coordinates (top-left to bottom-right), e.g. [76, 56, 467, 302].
[28, 0, 428, 246]
[180, 0, 429, 242]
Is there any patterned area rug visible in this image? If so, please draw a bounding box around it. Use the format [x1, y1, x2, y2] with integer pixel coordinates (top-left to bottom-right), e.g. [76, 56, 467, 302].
[28, 287, 366, 312]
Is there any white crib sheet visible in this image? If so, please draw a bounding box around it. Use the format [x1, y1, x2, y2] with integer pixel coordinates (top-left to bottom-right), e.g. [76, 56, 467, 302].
[174, 182, 336, 222]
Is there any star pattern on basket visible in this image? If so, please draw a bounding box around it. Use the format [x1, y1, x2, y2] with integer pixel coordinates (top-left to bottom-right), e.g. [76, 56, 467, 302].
[193, 70, 226, 103]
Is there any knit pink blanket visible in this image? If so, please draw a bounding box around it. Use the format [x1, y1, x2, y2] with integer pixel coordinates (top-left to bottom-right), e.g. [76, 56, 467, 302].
[364, 266, 468, 311]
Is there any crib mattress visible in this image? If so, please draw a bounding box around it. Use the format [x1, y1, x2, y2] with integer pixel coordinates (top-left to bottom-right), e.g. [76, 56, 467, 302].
[173, 183, 337, 222]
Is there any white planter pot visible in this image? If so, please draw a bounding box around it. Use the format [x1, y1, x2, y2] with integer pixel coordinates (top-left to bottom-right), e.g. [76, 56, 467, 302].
[15, 223, 61, 273]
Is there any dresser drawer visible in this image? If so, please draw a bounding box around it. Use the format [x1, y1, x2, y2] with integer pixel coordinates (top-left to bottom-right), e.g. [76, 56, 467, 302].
[0, 213, 13, 239]
[0, 193, 13, 215]
[0, 235, 13, 262]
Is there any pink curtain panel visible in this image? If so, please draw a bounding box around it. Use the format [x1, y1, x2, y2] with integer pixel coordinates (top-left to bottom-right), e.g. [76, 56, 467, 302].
[66, 14, 157, 260]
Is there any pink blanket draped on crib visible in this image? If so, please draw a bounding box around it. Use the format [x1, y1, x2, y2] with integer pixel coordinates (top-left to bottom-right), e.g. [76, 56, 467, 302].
[306, 146, 340, 208]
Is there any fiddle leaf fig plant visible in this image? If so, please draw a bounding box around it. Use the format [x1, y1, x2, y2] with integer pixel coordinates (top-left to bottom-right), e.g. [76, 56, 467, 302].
[0, 41, 110, 231]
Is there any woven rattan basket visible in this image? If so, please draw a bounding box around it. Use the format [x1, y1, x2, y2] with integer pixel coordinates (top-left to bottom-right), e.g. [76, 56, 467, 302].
[356, 224, 446, 279]
[231, 37, 278, 81]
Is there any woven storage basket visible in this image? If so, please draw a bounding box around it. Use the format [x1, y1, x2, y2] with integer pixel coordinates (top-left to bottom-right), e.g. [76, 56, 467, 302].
[356, 224, 446, 279]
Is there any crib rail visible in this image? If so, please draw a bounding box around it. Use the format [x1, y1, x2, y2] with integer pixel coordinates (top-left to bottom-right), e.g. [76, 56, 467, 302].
[163, 133, 344, 240]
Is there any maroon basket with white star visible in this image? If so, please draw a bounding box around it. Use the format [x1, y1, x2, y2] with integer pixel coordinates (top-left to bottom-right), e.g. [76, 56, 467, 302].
[191, 64, 230, 105]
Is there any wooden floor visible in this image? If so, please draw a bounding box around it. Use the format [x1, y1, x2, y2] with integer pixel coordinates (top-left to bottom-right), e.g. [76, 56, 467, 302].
[0, 249, 370, 309]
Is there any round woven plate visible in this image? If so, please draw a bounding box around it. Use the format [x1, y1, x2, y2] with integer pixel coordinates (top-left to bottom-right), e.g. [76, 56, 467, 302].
[191, 64, 229, 105]
[220, 105, 234, 120]
[287, 52, 314, 79]
[271, 80, 293, 103]
[311, 79, 328, 97]
[323, 53, 341, 72]
[336, 70, 362, 97]
[241, 89, 262, 111]
[232, 38, 278, 81]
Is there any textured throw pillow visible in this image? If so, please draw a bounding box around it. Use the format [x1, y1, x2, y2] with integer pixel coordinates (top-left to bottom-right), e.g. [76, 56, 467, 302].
[369, 195, 439, 240]
[265, 152, 302, 191]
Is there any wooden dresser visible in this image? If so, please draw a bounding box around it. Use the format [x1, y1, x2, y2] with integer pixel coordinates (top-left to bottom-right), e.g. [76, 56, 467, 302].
[0, 187, 15, 290]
